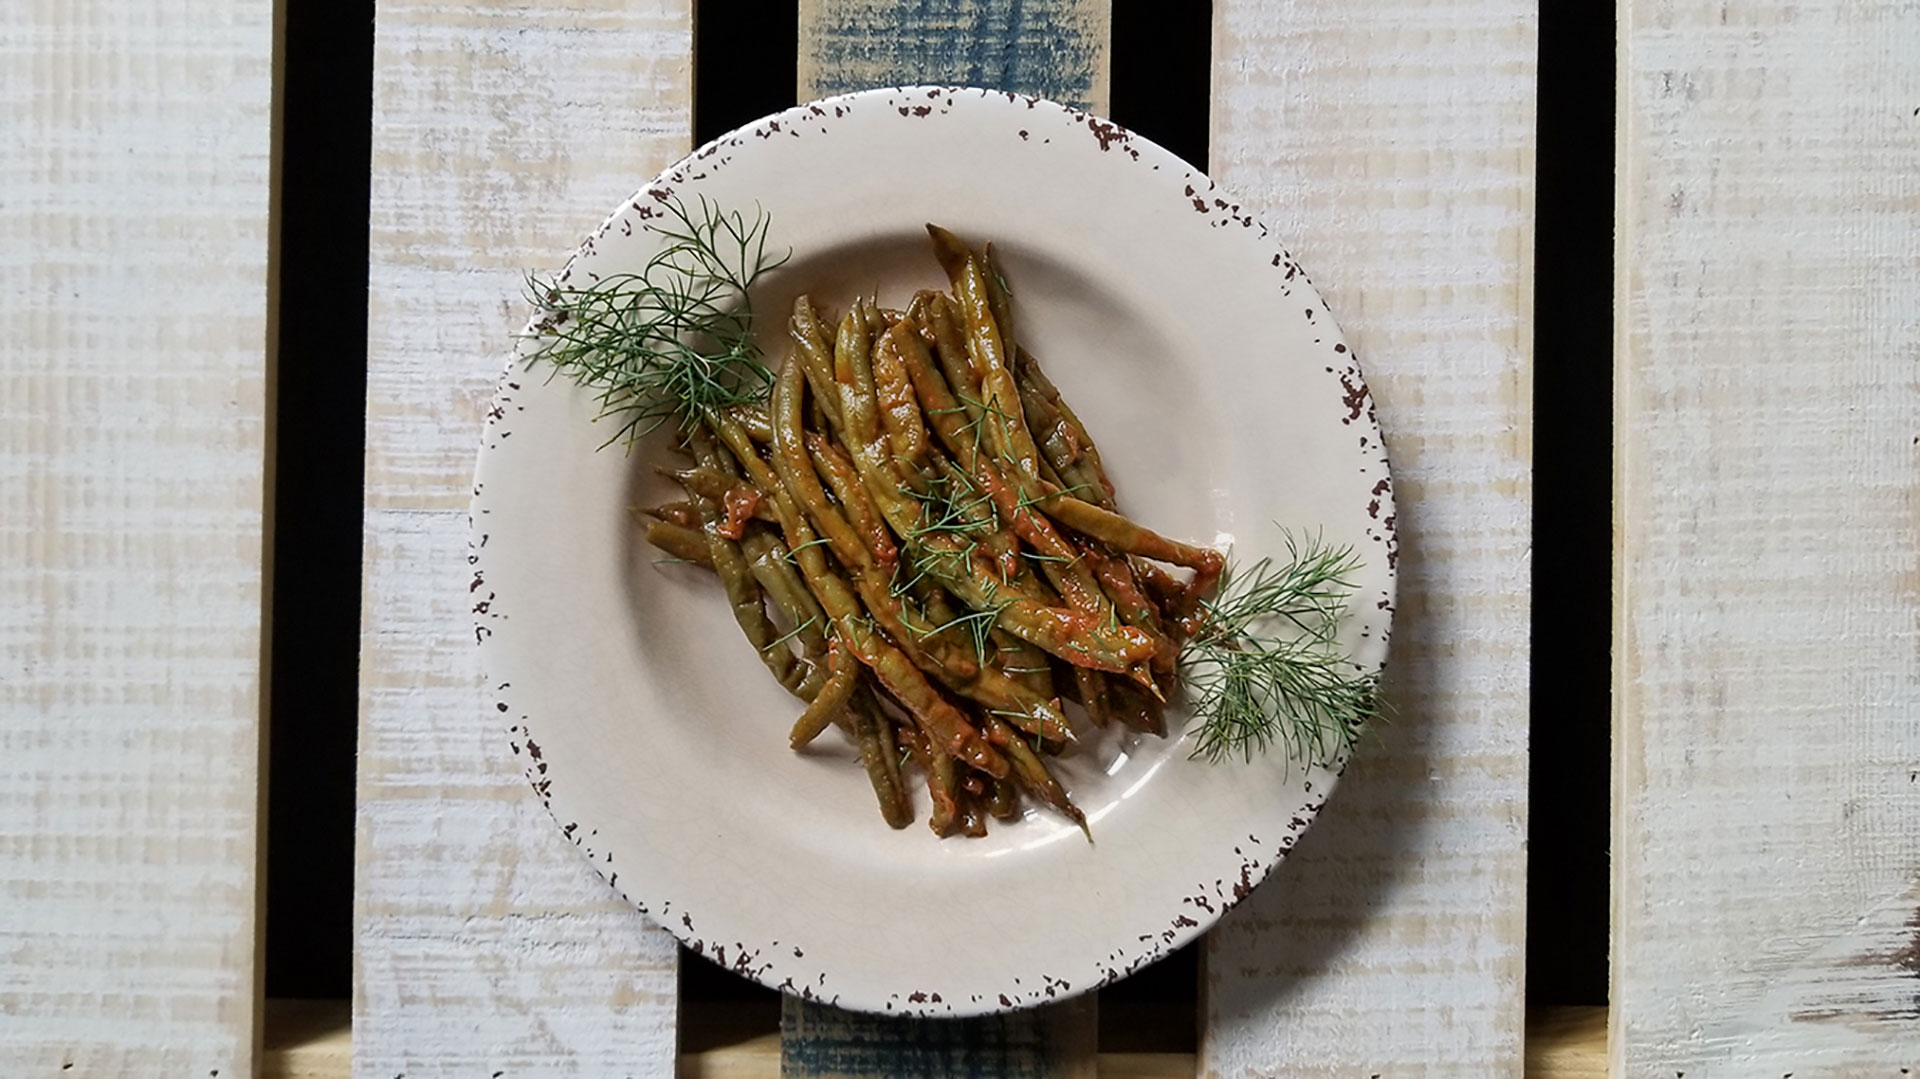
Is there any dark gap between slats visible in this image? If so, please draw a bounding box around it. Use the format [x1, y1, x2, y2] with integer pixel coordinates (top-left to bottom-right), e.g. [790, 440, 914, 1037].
[265, 0, 375, 999]
[262, 0, 1609, 1032]
[1109, 0, 1210, 169]
[678, 0, 796, 1014]
[1099, 0, 1212, 1043]
[693, 0, 799, 145]
[1528, 0, 1613, 1007]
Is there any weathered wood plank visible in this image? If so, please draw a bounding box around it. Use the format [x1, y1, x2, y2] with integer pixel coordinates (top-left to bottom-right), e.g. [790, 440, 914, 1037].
[355, 2, 693, 1075]
[0, 0, 273, 1073]
[799, 0, 1111, 113]
[1526, 1008, 1608, 1079]
[779, 995, 1096, 1079]
[1203, 2, 1535, 1076]
[786, 3, 1111, 1073]
[1613, 1, 1920, 1073]
[259, 1001, 1613, 1079]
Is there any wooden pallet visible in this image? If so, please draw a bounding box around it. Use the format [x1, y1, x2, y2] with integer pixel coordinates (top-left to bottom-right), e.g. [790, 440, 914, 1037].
[7, 0, 1917, 1075]
[256, 1000, 1609, 1079]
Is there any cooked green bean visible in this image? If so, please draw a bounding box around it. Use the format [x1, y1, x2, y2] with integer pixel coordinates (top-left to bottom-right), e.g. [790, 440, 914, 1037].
[928, 455, 1030, 587]
[788, 297, 849, 439]
[826, 326, 1153, 673]
[954, 788, 988, 838]
[1036, 484, 1225, 592]
[982, 713, 1087, 839]
[897, 723, 958, 836]
[738, 530, 829, 660]
[894, 313, 1169, 670]
[863, 296, 888, 338]
[986, 775, 1019, 822]
[991, 629, 1053, 698]
[849, 686, 912, 829]
[869, 328, 930, 467]
[790, 639, 857, 748]
[627, 225, 1252, 840]
[802, 429, 896, 570]
[686, 486, 797, 689]
[788, 419, 1016, 695]
[971, 448, 1114, 616]
[892, 322, 1150, 661]
[643, 519, 712, 567]
[1107, 677, 1168, 737]
[922, 294, 985, 429]
[642, 499, 701, 529]
[846, 438, 1156, 674]
[728, 404, 775, 443]
[979, 241, 1017, 348]
[1016, 348, 1116, 505]
[664, 466, 778, 525]
[770, 354, 872, 571]
[708, 413, 1010, 779]
[1080, 541, 1174, 676]
[1013, 366, 1109, 508]
[683, 426, 836, 693]
[1074, 666, 1109, 727]
[769, 386, 985, 684]
[833, 307, 883, 448]
[929, 229, 1042, 477]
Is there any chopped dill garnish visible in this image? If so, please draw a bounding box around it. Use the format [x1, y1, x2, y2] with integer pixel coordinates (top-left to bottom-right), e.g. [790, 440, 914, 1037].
[914, 600, 1014, 666]
[904, 469, 997, 542]
[782, 536, 834, 564]
[765, 615, 819, 652]
[518, 194, 789, 449]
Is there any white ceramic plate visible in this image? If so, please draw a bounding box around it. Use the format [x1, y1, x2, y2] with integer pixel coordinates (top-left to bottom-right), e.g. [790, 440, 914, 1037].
[473, 87, 1394, 1017]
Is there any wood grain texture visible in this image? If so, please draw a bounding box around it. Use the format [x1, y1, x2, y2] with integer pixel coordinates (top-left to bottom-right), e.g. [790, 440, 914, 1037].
[786, 4, 1110, 1073]
[798, 0, 1111, 113]
[1526, 1008, 1607, 1079]
[0, 0, 273, 1073]
[258, 1003, 1612, 1079]
[1203, 3, 1535, 1076]
[356, 2, 692, 1075]
[1613, 1, 1920, 1073]
[780, 995, 1097, 1079]
[264, 1000, 353, 1079]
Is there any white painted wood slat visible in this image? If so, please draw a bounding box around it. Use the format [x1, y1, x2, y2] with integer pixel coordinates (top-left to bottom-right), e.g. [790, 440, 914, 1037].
[1203, 2, 1536, 1075]
[0, 0, 274, 1073]
[355, 3, 693, 1075]
[1613, 1, 1920, 1074]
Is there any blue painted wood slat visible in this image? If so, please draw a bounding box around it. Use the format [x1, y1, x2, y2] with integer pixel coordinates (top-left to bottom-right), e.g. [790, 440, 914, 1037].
[799, 0, 1110, 113]
[780, 995, 1097, 1079]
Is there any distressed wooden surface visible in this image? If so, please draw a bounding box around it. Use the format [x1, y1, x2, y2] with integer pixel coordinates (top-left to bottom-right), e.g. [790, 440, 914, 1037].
[780, 994, 1097, 1079]
[785, 3, 1111, 1073]
[1613, 0, 1920, 1074]
[798, 0, 1111, 112]
[0, 0, 273, 1074]
[355, 2, 692, 1075]
[265, 1000, 1609, 1079]
[1525, 1008, 1607, 1079]
[1203, 2, 1535, 1076]
[263, 1000, 353, 1079]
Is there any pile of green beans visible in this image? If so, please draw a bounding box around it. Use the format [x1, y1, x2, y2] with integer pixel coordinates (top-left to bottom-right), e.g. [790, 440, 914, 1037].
[642, 226, 1224, 838]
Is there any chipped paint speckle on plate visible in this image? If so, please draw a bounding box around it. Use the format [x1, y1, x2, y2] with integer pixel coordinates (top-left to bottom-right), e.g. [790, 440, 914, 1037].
[472, 86, 1394, 1017]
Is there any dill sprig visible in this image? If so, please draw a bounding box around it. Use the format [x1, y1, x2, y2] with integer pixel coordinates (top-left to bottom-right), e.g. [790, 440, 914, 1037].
[1180, 531, 1384, 766]
[519, 194, 790, 448]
